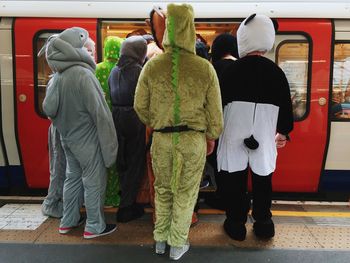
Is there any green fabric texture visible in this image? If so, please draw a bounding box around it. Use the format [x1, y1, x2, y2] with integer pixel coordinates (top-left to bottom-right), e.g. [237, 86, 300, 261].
[134, 3, 223, 246]
[96, 36, 123, 108]
[96, 36, 123, 207]
[168, 15, 181, 193]
[151, 132, 206, 246]
[162, 4, 196, 55]
[104, 163, 119, 207]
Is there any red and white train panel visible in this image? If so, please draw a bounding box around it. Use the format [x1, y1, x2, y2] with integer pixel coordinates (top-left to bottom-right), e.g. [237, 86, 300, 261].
[0, 0, 350, 195]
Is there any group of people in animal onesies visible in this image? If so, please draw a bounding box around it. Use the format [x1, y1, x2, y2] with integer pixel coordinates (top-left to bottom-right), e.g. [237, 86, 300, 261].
[40, 3, 293, 261]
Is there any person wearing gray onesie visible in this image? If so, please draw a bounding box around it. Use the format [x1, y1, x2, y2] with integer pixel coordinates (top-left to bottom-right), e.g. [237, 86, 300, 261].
[42, 27, 118, 239]
[41, 124, 66, 218]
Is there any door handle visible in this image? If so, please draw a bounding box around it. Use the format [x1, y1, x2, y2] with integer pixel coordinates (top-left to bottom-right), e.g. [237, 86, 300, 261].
[318, 97, 327, 106]
[18, 94, 27, 102]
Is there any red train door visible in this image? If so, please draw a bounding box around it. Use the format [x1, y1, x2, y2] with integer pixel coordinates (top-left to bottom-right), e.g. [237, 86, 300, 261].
[14, 18, 97, 188]
[273, 19, 332, 192]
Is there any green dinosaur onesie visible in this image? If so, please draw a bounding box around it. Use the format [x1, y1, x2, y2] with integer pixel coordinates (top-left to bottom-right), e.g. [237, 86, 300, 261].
[134, 4, 223, 246]
[96, 36, 123, 207]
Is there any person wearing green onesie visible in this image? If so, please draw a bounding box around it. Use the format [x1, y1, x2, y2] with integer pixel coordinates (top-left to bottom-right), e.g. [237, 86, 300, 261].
[134, 4, 223, 260]
[96, 36, 123, 207]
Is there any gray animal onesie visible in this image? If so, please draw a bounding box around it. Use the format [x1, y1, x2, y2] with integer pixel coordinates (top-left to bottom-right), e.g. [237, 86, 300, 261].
[41, 124, 66, 218]
[42, 27, 118, 234]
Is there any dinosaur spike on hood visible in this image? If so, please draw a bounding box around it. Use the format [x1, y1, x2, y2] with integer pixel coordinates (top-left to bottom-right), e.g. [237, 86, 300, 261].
[162, 3, 196, 54]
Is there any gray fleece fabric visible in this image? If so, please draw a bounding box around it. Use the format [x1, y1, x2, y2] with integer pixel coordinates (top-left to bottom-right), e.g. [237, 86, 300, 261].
[42, 27, 118, 234]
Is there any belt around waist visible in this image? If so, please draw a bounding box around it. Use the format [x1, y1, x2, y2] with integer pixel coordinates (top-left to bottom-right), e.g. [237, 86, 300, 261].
[154, 125, 204, 133]
[112, 105, 134, 110]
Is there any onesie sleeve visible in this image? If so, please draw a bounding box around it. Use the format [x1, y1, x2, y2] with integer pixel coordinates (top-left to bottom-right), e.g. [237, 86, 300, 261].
[134, 64, 151, 126]
[205, 64, 224, 140]
[276, 69, 294, 136]
[82, 74, 118, 168]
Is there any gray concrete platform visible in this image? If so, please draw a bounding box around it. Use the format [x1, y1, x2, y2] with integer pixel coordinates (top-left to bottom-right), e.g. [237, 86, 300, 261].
[0, 243, 350, 263]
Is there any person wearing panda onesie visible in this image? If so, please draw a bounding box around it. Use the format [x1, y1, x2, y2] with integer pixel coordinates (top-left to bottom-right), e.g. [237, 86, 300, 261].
[217, 14, 294, 241]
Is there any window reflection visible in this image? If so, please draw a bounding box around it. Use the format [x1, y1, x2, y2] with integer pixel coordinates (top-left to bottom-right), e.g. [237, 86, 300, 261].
[277, 42, 309, 120]
[35, 33, 56, 116]
[332, 43, 350, 120]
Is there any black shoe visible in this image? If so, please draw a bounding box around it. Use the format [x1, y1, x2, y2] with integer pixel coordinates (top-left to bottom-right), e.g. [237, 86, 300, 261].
[204, 194, 226, 210]
[117, 203, 145, 223]
[84, 224, 117, 239]
[223, 219, 246, 241]
[253, 219, 275, 239]
[200, 180, 210, 189]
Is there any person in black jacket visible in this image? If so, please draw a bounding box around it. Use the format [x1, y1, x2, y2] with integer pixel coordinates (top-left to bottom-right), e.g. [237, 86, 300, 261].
[205, 33, 239, 211]
[218, 14, 294, 241]
[108, 36, 148, 222]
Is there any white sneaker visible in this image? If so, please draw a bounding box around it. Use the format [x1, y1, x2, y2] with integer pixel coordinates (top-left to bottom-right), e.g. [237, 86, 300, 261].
[169, 243, 190, 260]
[155, 241, 166, 255]
[59, 215, 85, 234]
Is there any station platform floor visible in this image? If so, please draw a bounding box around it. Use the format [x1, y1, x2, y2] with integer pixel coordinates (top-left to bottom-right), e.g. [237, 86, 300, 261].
[0, 198, 350, 262]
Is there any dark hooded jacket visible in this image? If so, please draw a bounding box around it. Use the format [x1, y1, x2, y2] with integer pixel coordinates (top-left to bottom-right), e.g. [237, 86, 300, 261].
[108, 36, 147, 107]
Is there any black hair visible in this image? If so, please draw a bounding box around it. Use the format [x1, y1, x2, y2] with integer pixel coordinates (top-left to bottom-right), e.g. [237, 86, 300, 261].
[211, 33, 239, 63]
[195, 40, 209, 60]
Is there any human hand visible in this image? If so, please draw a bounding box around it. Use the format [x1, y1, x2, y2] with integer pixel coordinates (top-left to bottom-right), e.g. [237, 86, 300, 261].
[206, 139, 215, 155]
[275, 133, 287, 148]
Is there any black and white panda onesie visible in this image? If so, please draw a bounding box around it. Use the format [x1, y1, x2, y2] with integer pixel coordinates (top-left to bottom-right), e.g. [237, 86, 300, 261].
[217, 14, 294, 241]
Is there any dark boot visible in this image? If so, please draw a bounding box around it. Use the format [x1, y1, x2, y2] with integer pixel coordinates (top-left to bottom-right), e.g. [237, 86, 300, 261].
[116, 203, 144, 223]
[223, 219, 246, 241]
[253, 219, 275, 239]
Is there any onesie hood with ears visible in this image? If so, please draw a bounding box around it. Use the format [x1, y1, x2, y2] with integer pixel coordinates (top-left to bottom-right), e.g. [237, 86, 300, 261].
[162, 3, 196, 54]
[42, 27, 96, 119]
[237, 14, 275, 58]
[45, 27, 96, 73]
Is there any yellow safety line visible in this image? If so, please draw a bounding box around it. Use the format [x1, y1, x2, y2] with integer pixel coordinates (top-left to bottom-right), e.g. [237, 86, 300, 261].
[197, 209, 350, 218]
[272, 210, 350, 218]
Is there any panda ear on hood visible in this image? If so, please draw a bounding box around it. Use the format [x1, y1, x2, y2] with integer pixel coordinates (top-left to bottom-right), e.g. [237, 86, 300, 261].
[271, 18, 279, 32]
[244, 14, 256, 25]
[237, 13, 275, 58]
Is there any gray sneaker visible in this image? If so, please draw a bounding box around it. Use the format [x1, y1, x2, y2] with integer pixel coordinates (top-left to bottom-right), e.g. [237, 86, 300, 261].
[169, 243, 190, 260]
[155, 241, 166, 255]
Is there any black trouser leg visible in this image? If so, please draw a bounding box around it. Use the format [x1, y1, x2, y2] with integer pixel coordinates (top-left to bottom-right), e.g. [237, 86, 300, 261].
[113, 107, 146, 208]
[220, 168, 250, 223]
[251, 172, 273, 222]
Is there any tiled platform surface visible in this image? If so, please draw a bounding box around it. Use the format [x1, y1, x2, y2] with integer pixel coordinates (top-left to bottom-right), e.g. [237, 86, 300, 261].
[0, 204, 47, 230]
[0, 202, 350, 250]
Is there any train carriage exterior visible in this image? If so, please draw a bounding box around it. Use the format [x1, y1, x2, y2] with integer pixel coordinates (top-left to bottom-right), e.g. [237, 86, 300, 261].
[0, 0, 350, 196]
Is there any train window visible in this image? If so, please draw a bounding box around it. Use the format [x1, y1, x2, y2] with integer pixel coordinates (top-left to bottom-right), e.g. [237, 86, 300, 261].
[331, 42, 350, 120]
[277, 41, 310, 120]
[99, 21, 239, 61]
[34, 31, 60, 117]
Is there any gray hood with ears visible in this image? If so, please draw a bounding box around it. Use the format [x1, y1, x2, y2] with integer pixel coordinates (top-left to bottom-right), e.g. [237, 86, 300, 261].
[45, 27, 96, 73]
[42, 27, 118, 168]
